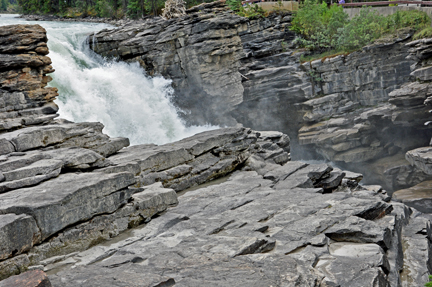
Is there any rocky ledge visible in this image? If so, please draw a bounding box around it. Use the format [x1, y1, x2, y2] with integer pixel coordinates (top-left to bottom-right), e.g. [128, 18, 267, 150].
[0, 24, 432, 287]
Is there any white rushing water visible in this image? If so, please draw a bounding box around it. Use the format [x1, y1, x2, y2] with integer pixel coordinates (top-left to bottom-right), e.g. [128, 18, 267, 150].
[0, 14, 216, 145]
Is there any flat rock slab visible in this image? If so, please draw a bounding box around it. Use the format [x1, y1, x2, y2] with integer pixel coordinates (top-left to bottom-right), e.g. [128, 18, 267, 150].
[48, 164, 401, 286]
[108, 126, 247, 172]
[0, 123, 128, 157]
[0, 172, 136, 240]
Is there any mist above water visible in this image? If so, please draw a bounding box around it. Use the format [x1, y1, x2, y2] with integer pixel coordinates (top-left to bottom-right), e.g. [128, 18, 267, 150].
[0, 14, 217, 145]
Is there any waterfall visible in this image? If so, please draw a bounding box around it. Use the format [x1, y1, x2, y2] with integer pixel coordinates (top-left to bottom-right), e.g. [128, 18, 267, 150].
[0, 14, 217, 145]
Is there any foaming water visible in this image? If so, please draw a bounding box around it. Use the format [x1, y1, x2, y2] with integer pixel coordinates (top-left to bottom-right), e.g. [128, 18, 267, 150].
[0, 14, 217, 145]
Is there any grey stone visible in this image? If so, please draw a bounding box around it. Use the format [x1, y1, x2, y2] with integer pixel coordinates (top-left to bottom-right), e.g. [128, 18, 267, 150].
[0, 214, 40, 261]
[0, 254, 30, 281]
[0, 170, 61, 194]
[0, 172, 136, 240]
[2, 159, 62, 182]
[263, 160, 308, 182]
[325, 216, 392, 250]
[315, 170, 345, 191]
[411, 65, 432, 81]
[406, 146, 432, 175]
[393, 180, 432, 213]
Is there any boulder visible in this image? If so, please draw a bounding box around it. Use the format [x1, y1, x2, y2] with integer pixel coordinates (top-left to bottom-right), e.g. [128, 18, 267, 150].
[0, 270, 51, 287]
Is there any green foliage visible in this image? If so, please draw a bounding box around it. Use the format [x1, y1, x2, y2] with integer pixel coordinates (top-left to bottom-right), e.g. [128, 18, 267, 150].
[291, 0, 348, 50]
[308, 70, 322, 82]
[386, 10, 430, 31]
[15, 0, 209, 18]
[426, 275, 432, 287]
[95, 0, 115, 17]
[292, 2, 431, 53]
[144, 0, 165, 16]
[1, 0, 8, 10]
[226, 0, 241, 12]
[226, 0, 266, 18]
[127, 0, 143, 18]
[336, 7, 386, 50]
[237, 3, 266, 18]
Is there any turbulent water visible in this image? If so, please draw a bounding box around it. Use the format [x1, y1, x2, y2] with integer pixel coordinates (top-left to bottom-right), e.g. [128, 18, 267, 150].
[0, 14, 216, 145]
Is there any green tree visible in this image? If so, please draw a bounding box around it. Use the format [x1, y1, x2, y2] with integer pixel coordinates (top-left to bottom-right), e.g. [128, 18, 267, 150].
[1, 0, 8, 11]
[226, 0, 241, 12]
[127, 0, 143, 18]
[426, 275, 432, 287]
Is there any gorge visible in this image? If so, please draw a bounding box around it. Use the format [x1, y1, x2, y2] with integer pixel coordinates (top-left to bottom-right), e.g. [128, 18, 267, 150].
[88, 1, 432, 193]
[1, 2, 432, 286]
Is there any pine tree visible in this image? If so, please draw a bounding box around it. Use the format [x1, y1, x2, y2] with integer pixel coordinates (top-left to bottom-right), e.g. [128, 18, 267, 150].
[1, 0, 8, 11]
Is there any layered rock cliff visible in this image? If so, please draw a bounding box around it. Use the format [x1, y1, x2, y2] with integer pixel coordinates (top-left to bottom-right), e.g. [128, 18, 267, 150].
[89, 3, 432, 195]
[1, 22, 432, 287]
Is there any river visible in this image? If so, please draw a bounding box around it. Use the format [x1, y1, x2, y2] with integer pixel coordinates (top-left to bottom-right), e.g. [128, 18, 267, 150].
[0, 14, 216, 145]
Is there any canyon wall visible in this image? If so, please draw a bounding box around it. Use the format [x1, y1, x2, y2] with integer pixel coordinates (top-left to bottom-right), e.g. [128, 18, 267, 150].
[1, 22, 432, 287]
[90, 2, 432, 191]
[0, 23, 289, 281]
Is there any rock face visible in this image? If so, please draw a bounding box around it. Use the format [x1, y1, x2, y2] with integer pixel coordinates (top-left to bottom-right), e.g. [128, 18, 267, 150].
[90, 1, 298, 127]
[0, 23, 293, 282]
[47, 163, 429, 287]
[1, 21, 432, 287]
[89, 2, 432, 194]
[0, 24, 58, 133]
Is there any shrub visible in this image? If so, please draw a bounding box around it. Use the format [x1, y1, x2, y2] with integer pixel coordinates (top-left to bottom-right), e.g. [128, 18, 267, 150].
[291, 0, 348, 50]
[291, 3, 431, 53]
[238, 3, 266, 18]
[336, 7, 386, 50]
[385, 10, 430, 32]
[226, 0, 266, 18]
[226, 0, 242, 12]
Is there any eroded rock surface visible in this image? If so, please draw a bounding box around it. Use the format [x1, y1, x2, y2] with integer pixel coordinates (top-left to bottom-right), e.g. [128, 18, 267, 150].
[0, 23, 291, 281]
[48, 162, 429, 286]
[0, 20, 431, 287]
[88, 2, 432, 194]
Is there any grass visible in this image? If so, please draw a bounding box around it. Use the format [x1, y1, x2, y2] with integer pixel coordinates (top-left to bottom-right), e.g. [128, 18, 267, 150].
[414, 27, 432, 40]
[300, 26, 414, 64]
[300, 50, 353, 63]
